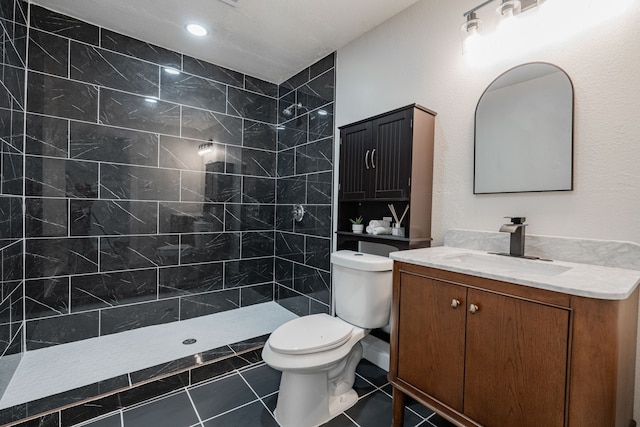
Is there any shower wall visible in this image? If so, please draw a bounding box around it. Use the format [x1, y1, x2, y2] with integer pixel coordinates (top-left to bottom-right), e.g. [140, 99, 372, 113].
[0, 0, 27, 395]
[275, 59, 335, 316]
[0, 0, 336, 369]
[20, 3, 283, 350]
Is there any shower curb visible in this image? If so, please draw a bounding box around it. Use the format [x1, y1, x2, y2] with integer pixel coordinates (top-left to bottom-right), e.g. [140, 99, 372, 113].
[0, 335, 269, 427]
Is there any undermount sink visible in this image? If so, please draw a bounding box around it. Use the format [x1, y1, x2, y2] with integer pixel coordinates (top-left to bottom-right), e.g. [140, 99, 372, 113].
[441, 252, 572, 277]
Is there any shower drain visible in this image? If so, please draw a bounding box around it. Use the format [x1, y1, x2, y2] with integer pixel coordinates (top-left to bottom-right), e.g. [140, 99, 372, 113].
[182, 338, 197, 345]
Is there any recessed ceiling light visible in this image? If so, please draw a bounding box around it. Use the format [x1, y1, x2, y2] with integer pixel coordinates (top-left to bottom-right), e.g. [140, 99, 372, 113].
[186, 23, 208, 37]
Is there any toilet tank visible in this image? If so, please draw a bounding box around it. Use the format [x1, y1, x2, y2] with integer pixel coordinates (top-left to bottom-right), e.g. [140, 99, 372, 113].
[331, 250, 394, 329]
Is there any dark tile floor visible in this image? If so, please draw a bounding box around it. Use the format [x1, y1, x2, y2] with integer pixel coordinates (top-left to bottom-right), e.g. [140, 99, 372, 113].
[76, 359, 456, 427]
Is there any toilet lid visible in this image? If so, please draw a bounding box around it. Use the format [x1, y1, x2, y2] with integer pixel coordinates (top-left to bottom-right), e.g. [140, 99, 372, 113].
[269, 314, 354, 355]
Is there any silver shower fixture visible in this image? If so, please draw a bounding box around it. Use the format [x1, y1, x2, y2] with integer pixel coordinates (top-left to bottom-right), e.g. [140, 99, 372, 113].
[282, 102, 303, 117]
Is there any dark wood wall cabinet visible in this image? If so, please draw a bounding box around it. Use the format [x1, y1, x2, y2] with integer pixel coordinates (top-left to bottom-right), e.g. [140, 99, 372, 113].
[337, 104, 436, 251]
[389, 262, 639, 427]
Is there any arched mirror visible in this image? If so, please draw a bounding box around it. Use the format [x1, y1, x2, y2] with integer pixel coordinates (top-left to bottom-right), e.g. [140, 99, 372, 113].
[474, 62, 574, 194]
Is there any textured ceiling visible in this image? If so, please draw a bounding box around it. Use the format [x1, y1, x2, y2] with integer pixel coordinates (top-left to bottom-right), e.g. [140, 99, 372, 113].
[30, 0, 420, 84]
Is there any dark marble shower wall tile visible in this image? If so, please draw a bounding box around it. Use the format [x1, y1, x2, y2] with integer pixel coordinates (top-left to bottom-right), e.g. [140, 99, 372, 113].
[275, 204, 294, 232]
[2, 240, 22, 282]
[225, 204, 274, 231]
[71, 269, 157, 312]
[309, 102, 334, 142]
[293, 205, 331, 238]
[0, 404, 26, 426]
[161, 72, 226, 112]
[158, 262, 224, 298]
[241, 231, 275, 258]
[276, 176, 305, 205]
[0, 195, 23, 239]
[242, 176, 275, 204]
[276, 285, 309, 317]
[296, 137, 333, 175]
[277, 148, 295, 178]
[29, 5, 99, 45]
[70, 122, 159, 167]
[159, 135, 214, 170]
[3, 65, 25, 107]
[244, 76, 278, 98]
[181, 107, 242, 145]
[100, 163, 180, 201]
[25, 113, 68, 157]
[26, 311, 99, 350]
[224, 257, 273, 288]
[99, 88, 180, 136]
[243, 120, 276, 150]
[24, 277, 70, 319]
[275, 232, 304, 263]
[294, 263, 330, 305]
[306, 171, 332, 204]
[279, 68, 309, 96]
[180, 232, 240, 264]
[4, 24, 27, 69]
[159, 202, 224, 234]
[28, 28, 68, 77]
[2, 152, 23, 195]
[183, 56, 244, 87]
[100, 298, 179, 335]
[298, 68, 334, 111]
[25, 156, 98, 198]
[100, 29, 182, 69]
[310, 52, 335, 80]
[277, 116, 307, 150]
[25, 237, 98, 279]
[274, 253, 293, 289]
[99, 234, 179, 271]
[70, 199, 157, 236]
[25, 197, 68, 237]
[227, 87, 277, 124]
[241, 283, 273, 306]
[179, 288, 239, 320]
[181, 171, 241, 203]
[226, 146, 276, 177]
[305, 236, 331, 271]
[27, 71, 98, 122]
[310, 299, 330, 315]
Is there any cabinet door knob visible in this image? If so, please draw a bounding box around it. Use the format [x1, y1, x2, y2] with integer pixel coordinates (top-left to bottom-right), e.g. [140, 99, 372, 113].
[451, 299, 460, 309]
[469, 304, 479, 314]
[365, 150, 371, 170]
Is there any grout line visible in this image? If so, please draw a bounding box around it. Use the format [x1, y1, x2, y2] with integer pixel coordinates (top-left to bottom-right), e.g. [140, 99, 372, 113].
[185, 386, 205, 426]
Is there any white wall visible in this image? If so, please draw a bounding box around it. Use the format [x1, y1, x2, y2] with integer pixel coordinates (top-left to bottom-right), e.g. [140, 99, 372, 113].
[334, 0, 640, 419]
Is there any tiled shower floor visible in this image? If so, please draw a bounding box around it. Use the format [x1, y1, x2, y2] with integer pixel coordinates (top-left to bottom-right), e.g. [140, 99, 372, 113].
[0, 302, 296, 410]
[74, 360, 456, 427]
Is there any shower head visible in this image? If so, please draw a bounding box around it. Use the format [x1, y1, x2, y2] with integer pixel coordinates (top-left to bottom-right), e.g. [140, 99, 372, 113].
[282, 102, 303, 117]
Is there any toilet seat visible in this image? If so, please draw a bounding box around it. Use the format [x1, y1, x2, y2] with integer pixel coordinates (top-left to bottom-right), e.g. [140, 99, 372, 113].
[268, 314, 354, 355]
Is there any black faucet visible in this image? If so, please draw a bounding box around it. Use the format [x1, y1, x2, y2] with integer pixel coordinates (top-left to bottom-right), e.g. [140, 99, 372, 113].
[499, 217, 526, 257]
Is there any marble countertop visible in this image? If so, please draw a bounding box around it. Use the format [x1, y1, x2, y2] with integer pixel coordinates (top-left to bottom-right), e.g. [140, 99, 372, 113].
[390, 246, 640, 300]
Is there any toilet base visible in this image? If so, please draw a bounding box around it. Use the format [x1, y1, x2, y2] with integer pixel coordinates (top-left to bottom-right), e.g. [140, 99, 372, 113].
[274, 379, 359, 427]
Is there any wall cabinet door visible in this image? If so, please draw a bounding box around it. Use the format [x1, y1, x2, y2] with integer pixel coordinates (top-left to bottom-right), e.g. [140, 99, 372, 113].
[463, 289, 570, 427]
[339, 121, 372, 200]
[370, 108, 413, 199]
[397, 272, 466, 411]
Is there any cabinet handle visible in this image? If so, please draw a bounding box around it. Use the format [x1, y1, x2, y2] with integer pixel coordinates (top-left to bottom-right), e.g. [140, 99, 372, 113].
[469, 304, 479, 314]
[365, 150, 370, 170]
[371, 149, 376, 169]
[451, 299, 460, 309]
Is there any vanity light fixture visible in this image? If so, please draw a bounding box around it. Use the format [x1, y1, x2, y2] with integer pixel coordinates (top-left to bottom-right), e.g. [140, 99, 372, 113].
[185, 23, 208, 37]
[461, 0, 523, 54]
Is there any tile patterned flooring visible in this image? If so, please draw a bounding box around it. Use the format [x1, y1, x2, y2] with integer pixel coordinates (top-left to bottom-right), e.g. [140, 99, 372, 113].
[75, 359, 456, 427]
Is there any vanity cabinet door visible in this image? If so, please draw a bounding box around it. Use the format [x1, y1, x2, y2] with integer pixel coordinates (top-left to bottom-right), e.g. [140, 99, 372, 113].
[397, 271, 466, 411]
[463, 288, 570, 427]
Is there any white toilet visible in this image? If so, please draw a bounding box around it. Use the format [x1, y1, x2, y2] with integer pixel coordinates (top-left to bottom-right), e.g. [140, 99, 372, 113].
[262, 250, 393, 427]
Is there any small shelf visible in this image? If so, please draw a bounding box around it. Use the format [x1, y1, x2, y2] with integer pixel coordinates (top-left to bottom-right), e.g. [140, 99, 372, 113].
[336, 231, 431, 250]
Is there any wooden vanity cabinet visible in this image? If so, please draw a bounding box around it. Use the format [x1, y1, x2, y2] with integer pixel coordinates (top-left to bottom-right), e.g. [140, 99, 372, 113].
[389, 261, 639, 427]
